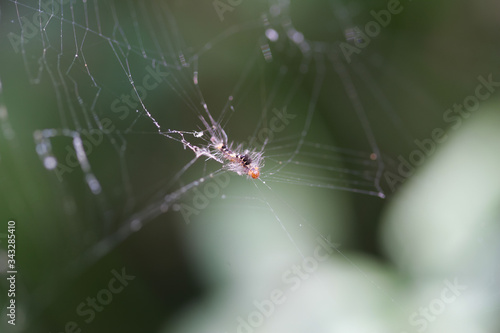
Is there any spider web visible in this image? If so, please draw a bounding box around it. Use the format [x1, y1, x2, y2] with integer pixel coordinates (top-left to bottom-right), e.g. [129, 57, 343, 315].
[0, 0, 422, 331]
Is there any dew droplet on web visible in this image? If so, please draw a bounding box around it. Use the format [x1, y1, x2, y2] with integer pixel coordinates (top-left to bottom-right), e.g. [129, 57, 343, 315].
[193, 71, 198, 85]
[265, 28, 279, 42]
[130, 219, 142, 231]
[86, 174, 102, 195]
[43, 156, 57, 170]
[291, 31, 304, 44]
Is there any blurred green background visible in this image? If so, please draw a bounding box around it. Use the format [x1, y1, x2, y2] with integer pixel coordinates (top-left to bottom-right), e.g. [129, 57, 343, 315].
[0, 0, 499, 332]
